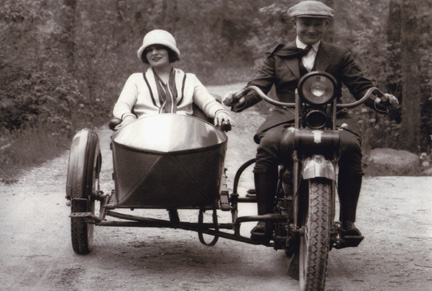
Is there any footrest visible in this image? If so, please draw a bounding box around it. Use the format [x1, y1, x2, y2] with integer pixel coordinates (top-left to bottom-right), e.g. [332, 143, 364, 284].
[219, 190, 231, 211]
[246, 189, 256, 197]
[70, 212, 102, 223]
[336, 235, 364, 249]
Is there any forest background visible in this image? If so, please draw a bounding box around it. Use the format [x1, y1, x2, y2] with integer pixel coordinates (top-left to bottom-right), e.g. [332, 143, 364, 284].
[1, 0, 431, 179]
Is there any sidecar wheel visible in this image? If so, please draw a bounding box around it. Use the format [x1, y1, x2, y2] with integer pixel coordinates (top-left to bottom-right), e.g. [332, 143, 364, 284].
[67, 129, 101, 255]
[71, 198, 96, 255]
[299, 179, 331, 291]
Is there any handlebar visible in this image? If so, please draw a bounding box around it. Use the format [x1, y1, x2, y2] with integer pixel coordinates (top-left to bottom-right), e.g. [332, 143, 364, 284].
[235, 86, 296, 109]
[236, 86, 385, 109]
[337, 86, 383, 109]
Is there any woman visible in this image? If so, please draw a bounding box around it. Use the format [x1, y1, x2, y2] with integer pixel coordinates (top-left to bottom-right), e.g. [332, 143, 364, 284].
[113, 29, 231, 129]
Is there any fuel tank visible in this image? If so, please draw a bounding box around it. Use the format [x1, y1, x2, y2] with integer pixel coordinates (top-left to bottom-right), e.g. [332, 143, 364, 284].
[111, 114, 227, 209]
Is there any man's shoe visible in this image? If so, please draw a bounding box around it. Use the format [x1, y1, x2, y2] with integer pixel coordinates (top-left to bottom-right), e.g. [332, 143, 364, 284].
[342, 221, 363, 237]
[338, 221, 364, 248]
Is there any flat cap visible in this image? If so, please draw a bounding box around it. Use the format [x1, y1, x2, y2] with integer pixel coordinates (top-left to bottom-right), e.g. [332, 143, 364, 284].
[287, 1, 334, 19]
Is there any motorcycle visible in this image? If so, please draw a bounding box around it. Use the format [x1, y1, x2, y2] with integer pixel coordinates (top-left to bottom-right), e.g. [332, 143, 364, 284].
[65, 71, 389, 291]
[230, 71, 391, 290]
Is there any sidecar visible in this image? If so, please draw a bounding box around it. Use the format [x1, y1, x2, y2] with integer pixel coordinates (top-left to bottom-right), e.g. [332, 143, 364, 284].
[66, 109, 288, 255]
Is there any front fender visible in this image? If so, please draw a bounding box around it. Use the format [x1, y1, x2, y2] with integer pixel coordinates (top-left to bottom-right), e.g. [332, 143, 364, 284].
[66, 129, 101, 200]
[302, 155, 336, 180]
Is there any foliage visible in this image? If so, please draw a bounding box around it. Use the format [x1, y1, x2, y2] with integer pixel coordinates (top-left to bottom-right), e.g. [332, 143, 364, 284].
[0, 0, 109, 135]
[1, 0, 432, 178]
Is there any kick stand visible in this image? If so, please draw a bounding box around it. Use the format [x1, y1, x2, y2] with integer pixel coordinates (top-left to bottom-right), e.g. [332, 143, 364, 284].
[286, 251, 300, 281]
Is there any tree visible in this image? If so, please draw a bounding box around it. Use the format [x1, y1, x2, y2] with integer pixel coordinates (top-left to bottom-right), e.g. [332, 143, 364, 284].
[61, 0, 77, 74]
[396, 0, 422, 152]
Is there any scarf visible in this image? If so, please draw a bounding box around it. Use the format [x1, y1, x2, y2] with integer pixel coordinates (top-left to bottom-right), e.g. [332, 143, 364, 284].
[154, 69, 178, 113]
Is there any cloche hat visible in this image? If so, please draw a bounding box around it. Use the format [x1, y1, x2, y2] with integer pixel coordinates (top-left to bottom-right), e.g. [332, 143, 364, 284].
[287, 0, 334, 19]
[137, 29, 180, 63]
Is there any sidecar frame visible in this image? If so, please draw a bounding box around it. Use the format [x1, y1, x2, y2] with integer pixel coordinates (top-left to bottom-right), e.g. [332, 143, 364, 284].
[71, 156, 288, 243]
[71, 159, 288, 247]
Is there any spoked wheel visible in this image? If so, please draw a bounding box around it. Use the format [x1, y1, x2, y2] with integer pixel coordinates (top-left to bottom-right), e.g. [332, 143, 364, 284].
[299, 178, 332, 291]
[66, 129, 101, 255]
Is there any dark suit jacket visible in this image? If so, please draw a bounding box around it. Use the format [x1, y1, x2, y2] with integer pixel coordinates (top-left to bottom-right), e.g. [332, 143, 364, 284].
[236, 41, 375, 139]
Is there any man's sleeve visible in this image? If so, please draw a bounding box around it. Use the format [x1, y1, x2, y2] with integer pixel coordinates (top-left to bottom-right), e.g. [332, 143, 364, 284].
[340, 50, 377, 109]
[232, 54, 277, 112]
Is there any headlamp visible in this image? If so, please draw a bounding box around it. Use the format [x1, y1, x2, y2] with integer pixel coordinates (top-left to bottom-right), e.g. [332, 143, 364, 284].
[298, 72, 337, 105]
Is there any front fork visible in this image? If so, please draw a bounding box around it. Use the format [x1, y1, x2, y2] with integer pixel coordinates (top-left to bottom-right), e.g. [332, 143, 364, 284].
[282, 153, 340, 251]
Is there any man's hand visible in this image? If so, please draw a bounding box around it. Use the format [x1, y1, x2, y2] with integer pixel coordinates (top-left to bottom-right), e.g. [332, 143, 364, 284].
[375, 93, 399, 107]
[223, 91, 245, 108]
[374, 93, 399, 114]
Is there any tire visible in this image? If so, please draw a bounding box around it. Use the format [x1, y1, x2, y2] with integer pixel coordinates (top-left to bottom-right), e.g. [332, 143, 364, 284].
[71, 198, 95, 255]
[67, 129, 101, 255]
[299, 178, 332, 291]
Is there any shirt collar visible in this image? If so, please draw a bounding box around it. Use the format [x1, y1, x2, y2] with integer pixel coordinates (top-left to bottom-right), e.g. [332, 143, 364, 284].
[296, 37, 320, 52]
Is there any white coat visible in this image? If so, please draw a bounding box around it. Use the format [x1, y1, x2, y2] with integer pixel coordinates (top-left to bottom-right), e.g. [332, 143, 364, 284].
[113, 68, 224, 120]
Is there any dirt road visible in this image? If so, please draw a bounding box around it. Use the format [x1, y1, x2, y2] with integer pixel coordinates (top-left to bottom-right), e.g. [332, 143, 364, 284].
[1, 84, 431, 290]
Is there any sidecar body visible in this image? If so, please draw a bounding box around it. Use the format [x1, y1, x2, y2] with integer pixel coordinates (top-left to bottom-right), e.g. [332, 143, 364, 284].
[111, 114, 227, 209]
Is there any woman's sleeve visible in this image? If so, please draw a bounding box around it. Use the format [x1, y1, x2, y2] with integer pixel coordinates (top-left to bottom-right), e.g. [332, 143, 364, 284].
[113, 75, 138, 119]
[191, 75, 226, 118]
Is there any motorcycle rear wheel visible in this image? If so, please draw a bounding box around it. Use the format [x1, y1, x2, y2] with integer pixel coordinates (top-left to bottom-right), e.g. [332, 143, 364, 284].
[299, 178, 332, 291]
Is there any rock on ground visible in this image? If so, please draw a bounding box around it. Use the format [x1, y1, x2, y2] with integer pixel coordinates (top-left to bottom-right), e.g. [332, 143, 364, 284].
[365, 148, 420, 176]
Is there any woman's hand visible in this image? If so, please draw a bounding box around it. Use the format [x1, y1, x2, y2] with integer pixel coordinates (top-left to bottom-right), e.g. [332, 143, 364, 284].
[114, 115, 136, 130]
[214, 110, 232, 131]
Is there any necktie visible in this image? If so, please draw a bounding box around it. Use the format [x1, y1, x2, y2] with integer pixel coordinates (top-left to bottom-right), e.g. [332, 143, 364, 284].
[301, 45, 313, 57]
[302, 46, 315, 71]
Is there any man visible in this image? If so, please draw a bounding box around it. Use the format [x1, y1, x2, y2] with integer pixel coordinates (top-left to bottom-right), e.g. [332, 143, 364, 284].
[223, 1, 398, 242]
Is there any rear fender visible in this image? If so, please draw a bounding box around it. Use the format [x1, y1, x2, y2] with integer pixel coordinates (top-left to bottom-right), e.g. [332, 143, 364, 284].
[302, 155, 336, 180]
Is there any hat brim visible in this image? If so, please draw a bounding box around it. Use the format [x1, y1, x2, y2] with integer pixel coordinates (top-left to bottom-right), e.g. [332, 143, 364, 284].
[137, 43, 180, 63]
[293, 14, 332, 19]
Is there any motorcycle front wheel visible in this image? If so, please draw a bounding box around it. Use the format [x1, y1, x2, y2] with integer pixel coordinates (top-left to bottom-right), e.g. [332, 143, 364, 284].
[299, 178, 332, 291]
